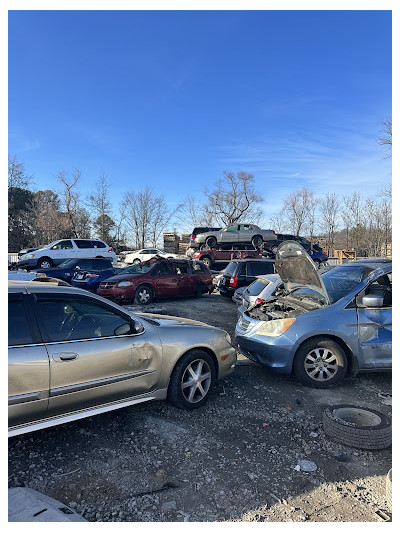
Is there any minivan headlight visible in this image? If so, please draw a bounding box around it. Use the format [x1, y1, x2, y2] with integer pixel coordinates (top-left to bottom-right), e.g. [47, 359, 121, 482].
[24, 254, 34, 259]
[256, 318, 296, 337]
[117, 281, 133, 287]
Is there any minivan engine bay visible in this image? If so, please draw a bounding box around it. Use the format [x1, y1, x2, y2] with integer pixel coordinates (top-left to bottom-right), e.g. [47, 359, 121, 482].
[247, 296, 323, 321]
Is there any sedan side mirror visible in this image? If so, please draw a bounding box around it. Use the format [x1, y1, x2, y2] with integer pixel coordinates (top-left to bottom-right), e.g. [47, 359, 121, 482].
[114, 320, 144, 336]
[361, 294, 384, 308]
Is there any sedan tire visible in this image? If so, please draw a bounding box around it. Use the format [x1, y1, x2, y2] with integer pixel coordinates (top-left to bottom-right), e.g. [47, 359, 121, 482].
[134, 284, 154, 304]
[167, 350, 216, 409]
[206, 236, 217, 249]
[293, 337, 347, 388]
[201, 256, 212, 268]
[252, 235, 263, 248]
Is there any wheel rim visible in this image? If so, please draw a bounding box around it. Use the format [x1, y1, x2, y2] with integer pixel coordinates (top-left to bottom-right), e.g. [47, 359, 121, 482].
[254, 238, 262, 247]
[134, 259, 140, 264]
[271, 246, 278, 254]
[181, 359, 212, 403]
[40, 261, 51, 268]
[304, 348, 339, 381]
[137, 288, 151, 303]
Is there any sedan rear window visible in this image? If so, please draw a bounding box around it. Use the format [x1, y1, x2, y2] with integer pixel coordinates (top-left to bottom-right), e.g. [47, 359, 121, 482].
[246, 279, 271, 296]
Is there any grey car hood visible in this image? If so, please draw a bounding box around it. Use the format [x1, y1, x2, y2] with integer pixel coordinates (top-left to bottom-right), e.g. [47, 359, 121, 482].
[275, 241, 330, 304]
[135, 312, 215, 329]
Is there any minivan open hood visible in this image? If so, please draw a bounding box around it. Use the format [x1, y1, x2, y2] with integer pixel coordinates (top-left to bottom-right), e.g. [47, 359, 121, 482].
[275, 241, 330, 304]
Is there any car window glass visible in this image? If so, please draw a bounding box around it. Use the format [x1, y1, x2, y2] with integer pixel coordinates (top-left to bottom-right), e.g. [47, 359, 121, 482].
[8, 300, 35, 346]
[74, 240, 94, 249]
[365, 272, 392, 307]
[35, 298, 133, 341]
[51, 240, 73, 250]
[225, 262, 239, 276]
[152, 263, 171, 276]
[58, 259, 78, 268]
[247, 279, 271, 296]
[247, 262, 275, 276]
[240, 225, 252, 231]
[91, 240, 106, 248]
[175, 263, 188, 274]
[226, 225, 239, 232]
[77, 259, 93, 270]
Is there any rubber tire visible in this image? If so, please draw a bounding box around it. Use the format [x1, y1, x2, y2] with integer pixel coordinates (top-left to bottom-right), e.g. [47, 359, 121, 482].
[133, 259, 141, 264]
[293, 337, 348, 388]
[206, 236, 217, 249]
[167, 350, 216, 410]
[386, 468, 392, 510]
[200, 244, 210, 251]
[323, 405, 392, 450]
[271, 245, 278, 255]
[37, 257, 53, 269]
[134, 285, 153, 304]
[201, 256, 212, 268]
[252, 235, 263, 248]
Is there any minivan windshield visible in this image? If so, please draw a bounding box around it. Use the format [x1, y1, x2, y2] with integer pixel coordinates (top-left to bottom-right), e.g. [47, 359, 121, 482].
[121, 264, 152, 274]
[290, 265, 373, 305]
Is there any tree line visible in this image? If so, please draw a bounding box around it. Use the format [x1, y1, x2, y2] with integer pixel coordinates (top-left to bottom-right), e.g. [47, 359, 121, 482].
[8, 119, 391, 255]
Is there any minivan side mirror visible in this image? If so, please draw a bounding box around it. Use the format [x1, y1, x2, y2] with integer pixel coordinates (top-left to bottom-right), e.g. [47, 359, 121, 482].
[361, 294, 384, 308]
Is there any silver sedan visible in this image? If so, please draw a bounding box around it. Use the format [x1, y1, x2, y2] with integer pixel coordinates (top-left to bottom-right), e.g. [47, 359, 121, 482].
[8, 281, 237, 437]
[194, 224, 276, 249]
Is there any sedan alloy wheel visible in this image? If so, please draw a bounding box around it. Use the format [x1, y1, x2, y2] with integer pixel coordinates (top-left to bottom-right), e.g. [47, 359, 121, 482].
[181, 359, 212, 403]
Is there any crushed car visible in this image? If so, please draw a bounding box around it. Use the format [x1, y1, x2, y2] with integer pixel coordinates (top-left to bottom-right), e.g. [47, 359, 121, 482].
[235, 241, 391, 388]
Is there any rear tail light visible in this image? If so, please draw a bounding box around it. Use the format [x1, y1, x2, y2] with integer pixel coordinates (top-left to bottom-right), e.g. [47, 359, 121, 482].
[272, 230, 276, 234]
[255, 297, 265, 305]
[190, 235, 195, 241]
[108, 248, 113, 252]
[229, 276, 238, 287]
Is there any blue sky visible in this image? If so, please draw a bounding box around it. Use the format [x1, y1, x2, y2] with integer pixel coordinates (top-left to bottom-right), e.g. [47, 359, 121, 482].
[8, 10, 392, 228]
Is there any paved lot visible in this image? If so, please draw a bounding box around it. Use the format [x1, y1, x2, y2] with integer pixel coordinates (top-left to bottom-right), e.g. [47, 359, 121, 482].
[8, 291, 392, 522]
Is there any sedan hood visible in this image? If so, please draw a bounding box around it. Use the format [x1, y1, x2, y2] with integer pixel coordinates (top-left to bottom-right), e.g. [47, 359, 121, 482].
[136, 312, 214, 329]
[275, 241, 330, 304]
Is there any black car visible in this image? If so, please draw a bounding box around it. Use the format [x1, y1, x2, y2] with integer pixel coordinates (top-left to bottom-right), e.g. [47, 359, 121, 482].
[217, 259, 276, 297]
[33, 258, 114, 283]
[263, 234, 311, 255]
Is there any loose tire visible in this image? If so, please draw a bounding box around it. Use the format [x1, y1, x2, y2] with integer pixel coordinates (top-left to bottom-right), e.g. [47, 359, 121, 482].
[323, 405, 392, 450]
[293, 337, 347, 388]
[134, 285, 153, 304]
[201, 256, 212, 268]
[167, 350, 216, 409]
[206, 236, 217, 249]
[252, 235, 263, 248]
[37, 257, 53, 269]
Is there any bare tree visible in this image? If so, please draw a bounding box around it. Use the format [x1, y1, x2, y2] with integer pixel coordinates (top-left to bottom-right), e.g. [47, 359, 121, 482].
[178, 194, 215, 232]
[57, 168, 81, 237]
[32, 190, 62, 245]
[378, 118, 392, 158]
[87, 172, 112, 240]
[282, 187, 315, 236]
[269, 212, 287, 234]
[124, 187, 182, 248]
[318, 193, 340, 256]
[8, 155, 33, 189]
[205, 171, 263, 226]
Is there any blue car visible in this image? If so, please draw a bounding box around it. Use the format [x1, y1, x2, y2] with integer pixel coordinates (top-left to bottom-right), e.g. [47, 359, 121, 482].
[235, 241, 391, 388]
[309, 243, 328, 267]
[71, 263, 145, 292]
[33, 258, 114, 283]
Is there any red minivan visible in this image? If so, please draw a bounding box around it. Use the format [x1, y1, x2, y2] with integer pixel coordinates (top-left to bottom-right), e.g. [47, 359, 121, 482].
[97, 258, 213, 304]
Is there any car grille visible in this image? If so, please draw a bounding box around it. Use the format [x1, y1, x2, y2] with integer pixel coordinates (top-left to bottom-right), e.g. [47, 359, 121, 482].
[99, 281, 117, 289]
[237, 316, 251, 332]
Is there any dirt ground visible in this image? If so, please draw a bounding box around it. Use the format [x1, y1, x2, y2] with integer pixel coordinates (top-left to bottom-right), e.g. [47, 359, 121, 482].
[8, 291, 392, 522]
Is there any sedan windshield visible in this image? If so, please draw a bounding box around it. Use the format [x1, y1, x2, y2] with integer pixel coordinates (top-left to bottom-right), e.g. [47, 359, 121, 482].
[57, 259, 78, 268]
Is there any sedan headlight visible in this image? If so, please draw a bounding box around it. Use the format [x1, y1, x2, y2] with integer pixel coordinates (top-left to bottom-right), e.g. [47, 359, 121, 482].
[117, 281, 133, 287]
[256, 318, 296, 337]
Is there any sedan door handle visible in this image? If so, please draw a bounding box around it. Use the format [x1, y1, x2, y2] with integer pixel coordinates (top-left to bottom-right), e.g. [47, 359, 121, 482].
[52, 352, 79, 362]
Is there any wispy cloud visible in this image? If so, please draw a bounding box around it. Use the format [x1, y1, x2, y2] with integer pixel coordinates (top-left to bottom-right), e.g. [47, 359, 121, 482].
[9, 130, 41, 152]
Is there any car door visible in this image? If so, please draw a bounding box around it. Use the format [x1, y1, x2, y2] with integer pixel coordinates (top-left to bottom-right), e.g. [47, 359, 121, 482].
[172, 261, 192, 294]
[32, 292, 163, 417]
[357, 273, 392, 368]
[48, 240, 76, 264]
[8, 292, 49, 429]
[151, 262, 180, 296]
[238, 224, 254, 243]
[220, 225, 240, 243]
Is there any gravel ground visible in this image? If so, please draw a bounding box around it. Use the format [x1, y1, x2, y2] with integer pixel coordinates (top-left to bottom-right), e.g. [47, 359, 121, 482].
[8, 291, 392, 522]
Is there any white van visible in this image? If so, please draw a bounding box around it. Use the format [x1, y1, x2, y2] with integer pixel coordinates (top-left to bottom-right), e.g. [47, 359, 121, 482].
[17, 239, 117, 269]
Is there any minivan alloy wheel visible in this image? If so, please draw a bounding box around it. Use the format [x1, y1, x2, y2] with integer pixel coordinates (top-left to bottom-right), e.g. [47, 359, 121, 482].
[181, 359, 212, 403]
[304, 348, 339, 381]
[134, 285, 153, 304]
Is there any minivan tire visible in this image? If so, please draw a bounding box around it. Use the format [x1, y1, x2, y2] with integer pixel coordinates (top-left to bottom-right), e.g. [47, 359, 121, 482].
[293, 337, 348, 388]
[37, 257, 53, 269]
[201, 256, 212, 268]
[167, 350, 216, 409]
[134, 285, 154, 304]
